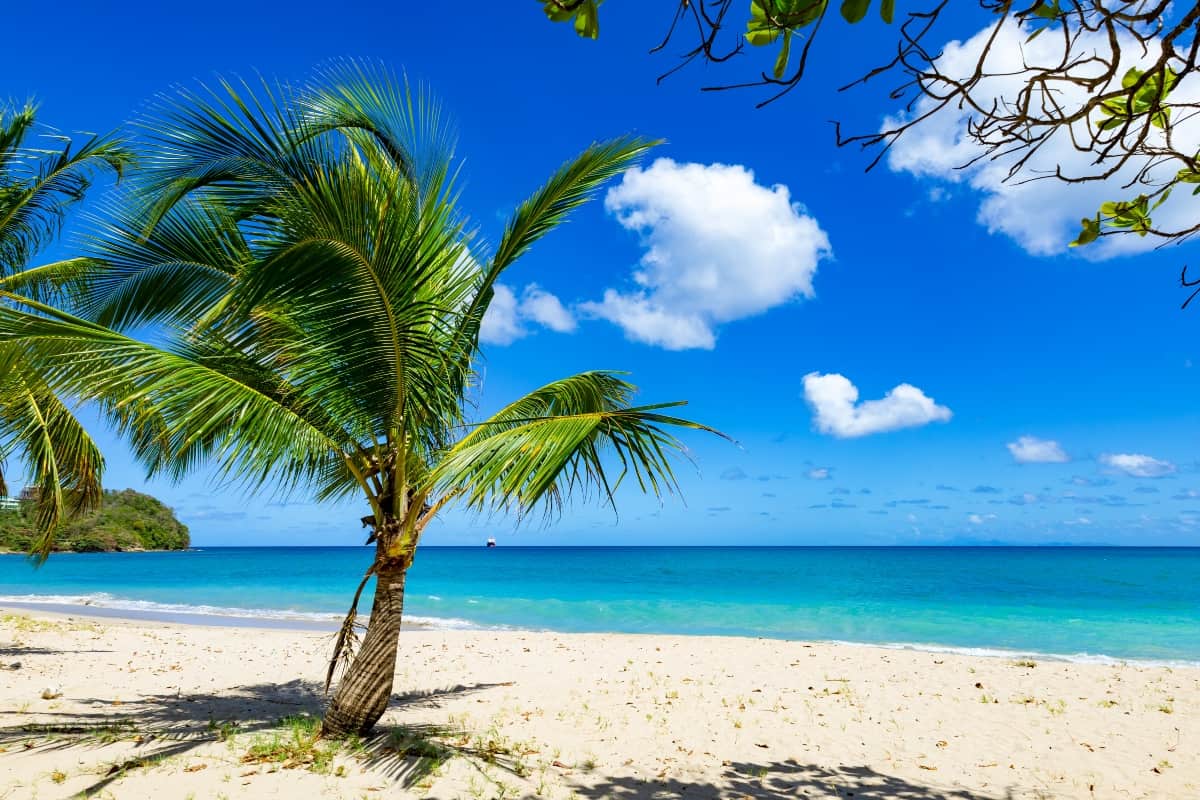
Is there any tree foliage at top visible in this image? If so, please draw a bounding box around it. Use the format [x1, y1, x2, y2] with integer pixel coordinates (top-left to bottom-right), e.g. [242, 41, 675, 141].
[540, 2, 1200, 254]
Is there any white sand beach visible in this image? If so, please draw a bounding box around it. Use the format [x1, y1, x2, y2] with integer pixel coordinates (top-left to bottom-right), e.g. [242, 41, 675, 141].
[0, 608, 1195, 799]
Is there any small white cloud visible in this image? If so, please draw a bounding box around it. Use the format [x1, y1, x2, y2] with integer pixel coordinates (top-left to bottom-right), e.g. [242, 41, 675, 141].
[479, 284, 524, 345]
[806, 467, 831, 481]
[1100, 453, 1177, 478]
[519, 284, 576, 333]
[582, 290, 713, 350]
[581, 159, 832, 350]
[1007, 436, 1069, 464]
[967, 513, 997, 526]
[803, 372, 952, 438]
[480, 283, 576, 345]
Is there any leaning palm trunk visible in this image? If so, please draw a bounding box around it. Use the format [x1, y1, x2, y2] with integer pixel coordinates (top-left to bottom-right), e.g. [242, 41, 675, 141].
[1, 63, 726, 740]
[323, 552, 409, 736]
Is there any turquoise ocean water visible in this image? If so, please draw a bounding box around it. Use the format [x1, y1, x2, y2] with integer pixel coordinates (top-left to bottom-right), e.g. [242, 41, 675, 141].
[0, 546, 1197, 664]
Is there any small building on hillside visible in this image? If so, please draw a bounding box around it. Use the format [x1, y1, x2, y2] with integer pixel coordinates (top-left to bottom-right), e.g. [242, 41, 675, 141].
[0, 496, 19, 512]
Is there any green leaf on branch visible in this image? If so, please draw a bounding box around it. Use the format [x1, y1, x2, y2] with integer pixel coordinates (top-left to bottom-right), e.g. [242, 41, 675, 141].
[1074, 195, 1157, 243]
[746, 26, 782, 46]
[541, 1, 575, 22]
[574, 0, 599, 39]
[1097, 66, 1178, 132]
[1070, 216, 1100, 247]
[1176, 159, 1200, 193]
[840, 0, 870, 23]
[773, 30, 792, 78]
[745, 0, 828, 48]
[1032, 0, 1062, 20]
[540, 1, 599, 39]
[880, 0, 895, 23]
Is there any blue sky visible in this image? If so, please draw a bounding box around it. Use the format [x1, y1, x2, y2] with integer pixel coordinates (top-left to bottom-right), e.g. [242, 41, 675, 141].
[6, 3, 1200, 546]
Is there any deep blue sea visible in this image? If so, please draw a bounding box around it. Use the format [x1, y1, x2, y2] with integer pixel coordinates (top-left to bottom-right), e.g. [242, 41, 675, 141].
[1, 546, 1197, 664]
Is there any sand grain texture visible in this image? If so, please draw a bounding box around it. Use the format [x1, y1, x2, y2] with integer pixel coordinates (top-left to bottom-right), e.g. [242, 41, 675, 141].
[0, 609, 1195, 799]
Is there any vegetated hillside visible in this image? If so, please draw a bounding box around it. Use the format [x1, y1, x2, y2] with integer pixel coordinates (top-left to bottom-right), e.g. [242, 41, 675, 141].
[0, 489, 189, 553]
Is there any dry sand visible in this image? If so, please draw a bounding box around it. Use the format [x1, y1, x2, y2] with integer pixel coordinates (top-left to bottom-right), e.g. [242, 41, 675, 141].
[0, 608, 1195, 799]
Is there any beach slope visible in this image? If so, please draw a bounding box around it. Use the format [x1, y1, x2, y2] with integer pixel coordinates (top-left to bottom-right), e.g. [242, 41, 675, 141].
[0, 609, 1195, 799]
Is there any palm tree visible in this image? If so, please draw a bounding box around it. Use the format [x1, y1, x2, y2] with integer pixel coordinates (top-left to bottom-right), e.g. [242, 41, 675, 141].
[0, 64, 723, 736]
[0, 103, 130, 557]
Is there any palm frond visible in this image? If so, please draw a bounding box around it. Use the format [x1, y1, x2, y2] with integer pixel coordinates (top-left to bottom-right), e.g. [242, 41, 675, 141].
[0, 302, 356, 500]
[0, 357, 104, 561]
[451, 137, 658, 367]
[0, 114, 131, 273]
[0, 257, 101, 306]
[430, 371, 726, 518]
[83, 195, 245, 329]
[298, 60, 456, 194]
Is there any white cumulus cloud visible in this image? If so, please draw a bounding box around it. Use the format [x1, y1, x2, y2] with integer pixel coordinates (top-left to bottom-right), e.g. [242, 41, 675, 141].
[1099, 453, 1177, 478]
[884, 19, 1200, 258]
[1007, 436, 1069, 464]
[580, 159, 832, 349]
[518, 285, 575, 333]
[803, 372, 952, 439]
[480, 283, 576, 345]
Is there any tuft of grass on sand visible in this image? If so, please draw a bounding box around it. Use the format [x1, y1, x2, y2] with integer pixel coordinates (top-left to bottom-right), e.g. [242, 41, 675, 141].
[1, 613, 101, 635]
[242, 715, 338, 774]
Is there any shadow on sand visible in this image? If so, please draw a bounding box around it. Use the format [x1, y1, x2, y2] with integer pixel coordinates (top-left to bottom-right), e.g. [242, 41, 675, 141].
[0, 655, 1015, 800]
[0, 645, 113, 657]
[561, 760, 1014, 800]
[0, 678, 515, 796]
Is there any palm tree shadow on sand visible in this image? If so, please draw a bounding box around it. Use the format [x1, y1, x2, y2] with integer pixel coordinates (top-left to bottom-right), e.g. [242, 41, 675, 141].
[563, 761, 1016, 800]
[0, 678, 515, 797]
[1, 674, 1016, 800]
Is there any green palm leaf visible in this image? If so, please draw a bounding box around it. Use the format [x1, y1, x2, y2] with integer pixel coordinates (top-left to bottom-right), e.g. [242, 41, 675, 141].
[0, 103, 131, 556]
[431, 372, 728, 517]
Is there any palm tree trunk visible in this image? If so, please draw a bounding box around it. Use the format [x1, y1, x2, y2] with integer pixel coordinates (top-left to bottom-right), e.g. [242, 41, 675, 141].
[321, 561, 408, 737]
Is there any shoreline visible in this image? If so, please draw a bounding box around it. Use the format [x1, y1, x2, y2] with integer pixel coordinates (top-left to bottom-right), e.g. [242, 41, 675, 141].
[1, 608, 1196, 799]
[3, 599, 1197, 670]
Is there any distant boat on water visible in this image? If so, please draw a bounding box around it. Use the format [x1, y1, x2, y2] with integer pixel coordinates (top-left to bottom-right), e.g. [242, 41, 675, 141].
[486, 538, 497, 548]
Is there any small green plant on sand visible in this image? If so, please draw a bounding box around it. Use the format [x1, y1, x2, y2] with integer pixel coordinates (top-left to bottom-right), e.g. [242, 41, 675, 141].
[242, 716, 337, 774]
[207, 717, 240, 743]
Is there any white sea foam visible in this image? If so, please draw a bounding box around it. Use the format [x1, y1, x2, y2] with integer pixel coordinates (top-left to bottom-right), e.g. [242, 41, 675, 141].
[0, 593, 1191, 666]
[0, 593, 485, 631]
